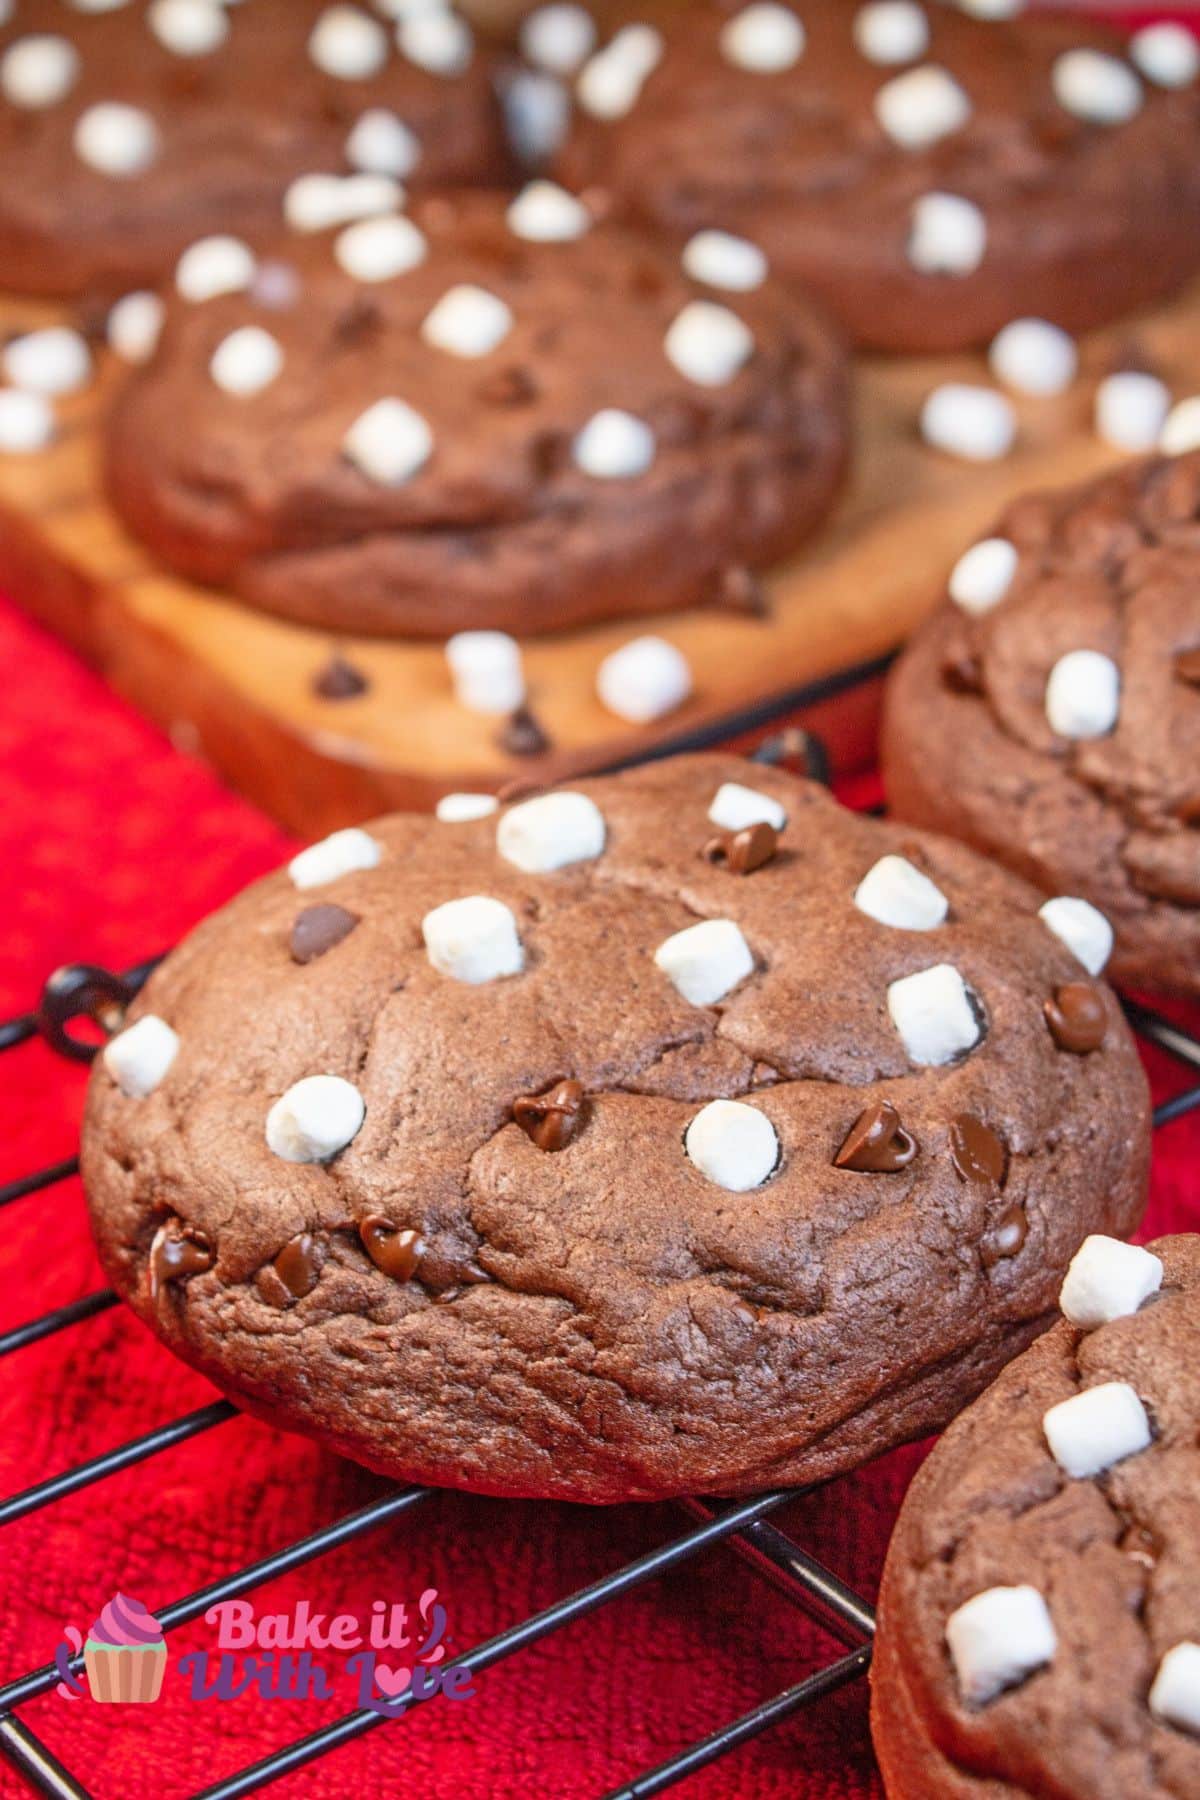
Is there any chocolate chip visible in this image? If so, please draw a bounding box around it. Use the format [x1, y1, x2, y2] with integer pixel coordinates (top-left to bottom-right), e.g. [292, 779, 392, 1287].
[478, 366, 538, 407]
[274, 1232, 320, 1300]
[834, 1101, 918, 1173]
[752, 727, 831, 788]
[949, 1115, 1008, 1188]
[313, 654, 369, 701]
[1044, 983, 1107, 1054]
[290, 903, 359, 964]
[709, 565, 768, 618]
[513, 1079, 586, 1151]
[1175, 647, 1200, 686]
[359, 1217, 422, 1282]
[981, 1204, 1028, 1267]
[499, 705, 550, 757]
[334, 296, 383, 346]
[149, 1224, 213, 1300]
[941, 647, 983, 694]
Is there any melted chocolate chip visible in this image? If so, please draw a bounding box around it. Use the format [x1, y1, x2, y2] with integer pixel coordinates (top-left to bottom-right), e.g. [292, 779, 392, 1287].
[149, 1225, 213, 1300]
[1175, 646, 1200, 686]
[359, 1217, 422, 1282]
[834, 1101, 918, 1173]
[703, 821, 779, 875]
[949, 1115, 1008, 1188]
[941, 647, 983, 694]
[273, 1232, 320, 1300]
[499, 705, 550, 757]
[290, 903, 359, 965]
[313, 655, 369, 701]
[710, 565, 768, 618]
[1044, 983, 1107, 1054]
[513, 1079, 586, 1151]
[981, 1205, 1028, 1267]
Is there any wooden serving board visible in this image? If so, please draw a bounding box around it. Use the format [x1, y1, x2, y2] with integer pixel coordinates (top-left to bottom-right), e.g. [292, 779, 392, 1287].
[2, 280, 1199, 834]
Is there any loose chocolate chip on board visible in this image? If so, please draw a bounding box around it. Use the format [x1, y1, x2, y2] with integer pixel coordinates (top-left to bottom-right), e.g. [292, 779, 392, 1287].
[499, 705, 551, 757]
[313, 654, 369, 701]
[710, 565, 769, 618]
[289, 904, 359, 965]
[359, 1217, 422, 1282]
[513, 1079, 586, 1151]
[835, 1100, 918, 1173]
[149, 1224, 214, 1300]
[1045, 983, 1108, 1054]
[950, 1115, 1008, 1187]
[703, 821, 779, 874]
[273, 1232, 321, 1300]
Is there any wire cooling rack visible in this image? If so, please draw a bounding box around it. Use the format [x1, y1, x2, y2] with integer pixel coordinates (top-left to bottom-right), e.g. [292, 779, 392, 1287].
[1, 730, 1198, 1800]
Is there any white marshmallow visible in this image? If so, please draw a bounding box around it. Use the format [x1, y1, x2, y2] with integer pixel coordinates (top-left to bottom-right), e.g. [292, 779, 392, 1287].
[497, 791, 606, 873]
[596, 636, 691, 723]
[1131, 23, 1199, 91]
[507, 180, 590, 243]
[664, 300, 755, 387]
[335, 213, 426, 281]
[1038, 897, 1113, 976]
[854, 2, 929, 67]
[1160, 395, 1200, 457]
[954, 0, 1023, 15]
[284, 172, 402, 233]
[343, 396, 432, 486]
[421, 284, 513, 358]
[107, 291, 166, 364]
[1149, 1643, 1200, 1736]
[572, 409, 655, 479]
[989, 318, 1078, 398]
[948, 537, 1017, 615]
[345, 108, 420, 177]
[288, 826, 382, 889]
[421, 894, 523, 983]
[266, 1075, 365, 1163]
[445, 630, 525, 715]
[2, 328, 91, 397]
[1095, 371, 1171, 455]
[655, 919, 754, 1007]
[436, 792, 498, 823]
[309, 5, 389, 79]
[209, 326, 283, 397]
[1045, 650, 1120, 739]
[74, 103, 160, 177]
[1059, 1235, 1163, 1329]
[682, 230, 767, 293]
[520, 2, 597, 75]
[503, 68, 571, 163]
[719, 4, 805, 74]
[921, 384, 1016, 462]
[1042, 1381, 1152, 1479]
[576, 24, 662, 118]
[68, 0, 133, 10]
[875, 65, 971, 149]
[0, 389, 55, 453]
[907, 192, 987, 277]
[708, 782, 786, 834]
[1053, 49, 1142, 125]
[103, 1015, 180, 1098]
[0, 36, 81, 108]
[946, 1587, 1056, 1706]
[149, 0, 230, 56]
[176, 235, 257, 302]
[855, 856, 948, 931]
[685, 1099, 779, 1191]
[397, 9, 472, 76]
[888, 963, 981, 1066]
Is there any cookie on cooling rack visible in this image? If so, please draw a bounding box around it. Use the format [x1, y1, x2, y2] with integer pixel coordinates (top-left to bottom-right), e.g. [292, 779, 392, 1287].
[80, 754, 1151, 1503]
[871, 1232, 1200, 1800]
[882, 451, 1200, 997]
[102, 189, 849, 637]
[0, 0, 504, 297]
[551, 0, 1200, 352]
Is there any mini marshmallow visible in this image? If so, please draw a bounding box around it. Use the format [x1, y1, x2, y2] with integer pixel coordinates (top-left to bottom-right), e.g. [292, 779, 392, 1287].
[685, 1099, 779, 1191]
[497, 791, 606, 873]
[1131, 23, 1200, 90]
[1095, 371, 1170, 455]
[107, 291, 166, 364]
[149, 0, 230, 56]
[888, 963, 981, 1065]
[720, 4, 805, 73]
[445, 630, 525, 715]
[74, 103, 160, 177]
[708, 782, 786, 834]
[284, 172, 402, 233]
[265, 1075, 365, 1163]
[520, 2, 597, 75]
[989, 318, 1078, 398]
[0, 35, 81, 108]
[907, 192, 987, 277]
[436, 792, 498, 823]
[343, 396, 432, 486]
[921, 384, 1016, 463]
[176, 235, 257, 302]
[1160, 395, 1200, 457]
[421, 284, 513, 358]
[1038, 897, 1113, 976]
[855, 856, 949, 931]
[335, 213, 426, 281]
[288, 827, 382, 889]
[397, 9, 473, 76]
[572, 409, 656, 479]
[682, 230, 768, 293]
[1042, 1381, 1152, 1479]
[576, 38, 655, 118]
[422, 895, 523, 983]
[948, 537, 1018, 615]
[103, 1014, 179, 1098]
[1045, 650, 1120, 739]
[507, 180, 589, 243]
[946, 1587, 1056, 1706]
[596, 636, 692, 722]
[664, 300, 755, 387]
[0, 389, 54, 453]
[1053, 49, 1142, 124]
[309, 5, 388, 79]
[954, 0, 1023, 15]
[655, 918, 754, 1006]
[345, 108, 421, 177]
[1149, 1643, 1200, 1736]
[2, 328, 91, 397]
[1059, 1235, 1163, 1329]
[854, 2, 929, 67]
[875, 65, 971, 150]
[209, 326, 283, 397]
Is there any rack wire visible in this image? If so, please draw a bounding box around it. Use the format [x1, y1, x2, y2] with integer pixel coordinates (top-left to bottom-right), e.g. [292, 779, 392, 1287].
[1, 728, 1197, 1800]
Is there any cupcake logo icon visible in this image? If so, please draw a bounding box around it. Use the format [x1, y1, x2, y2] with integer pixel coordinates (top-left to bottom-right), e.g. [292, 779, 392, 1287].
[54, 1594, 167, 1704]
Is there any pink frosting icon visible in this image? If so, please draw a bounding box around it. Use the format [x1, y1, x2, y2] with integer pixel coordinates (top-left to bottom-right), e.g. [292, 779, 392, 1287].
[83, 1594, 167, 1703]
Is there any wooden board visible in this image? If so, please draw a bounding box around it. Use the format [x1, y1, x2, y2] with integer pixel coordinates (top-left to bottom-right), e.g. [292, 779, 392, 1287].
[2, 280, 1199, 834]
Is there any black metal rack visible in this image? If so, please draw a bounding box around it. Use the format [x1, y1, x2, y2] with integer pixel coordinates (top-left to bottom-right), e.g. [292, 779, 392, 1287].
[1, 734, 1198, 1800]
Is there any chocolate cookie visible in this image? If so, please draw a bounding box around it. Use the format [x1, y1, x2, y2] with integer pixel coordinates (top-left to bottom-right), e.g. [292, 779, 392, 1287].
[882, 451, 1200, 998]
[872, 1232, 1200, 1800]
[554, 1, 1200, 353]
[0, 0, 504, 298]
[80, 754, 1150, 1503]
[102, 190, 849, 637]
